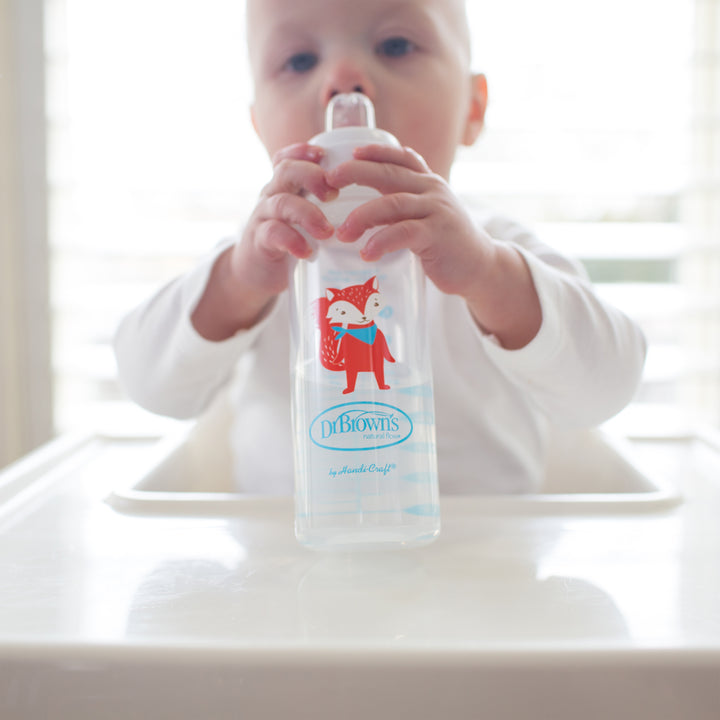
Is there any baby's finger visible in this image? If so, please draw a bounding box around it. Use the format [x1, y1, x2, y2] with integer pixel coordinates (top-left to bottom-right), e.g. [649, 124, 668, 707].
[271, 142, 325, 166]
[254, 218, 315, 260]
[353, 144, 430, 173]
[336, 193, 428, 243]
[327, 158, 433, 196]
[262, 159, 338, 202]
[256, 192, 335, 240]
[360, 220, 431, 262]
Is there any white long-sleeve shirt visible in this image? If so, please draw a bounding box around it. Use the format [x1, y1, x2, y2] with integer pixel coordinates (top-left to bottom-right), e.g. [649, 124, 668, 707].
[114, 212, 646, 495]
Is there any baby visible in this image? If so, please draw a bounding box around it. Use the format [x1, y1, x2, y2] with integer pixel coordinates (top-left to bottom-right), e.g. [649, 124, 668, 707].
[114, 0, 646, 494]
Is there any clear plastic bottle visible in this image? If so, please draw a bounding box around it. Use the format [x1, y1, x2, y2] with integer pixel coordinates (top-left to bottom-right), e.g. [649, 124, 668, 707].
[289, 93, 440, 550]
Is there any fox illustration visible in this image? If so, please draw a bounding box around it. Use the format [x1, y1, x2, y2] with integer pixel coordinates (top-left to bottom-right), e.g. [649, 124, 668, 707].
[313, 276, 395, 394]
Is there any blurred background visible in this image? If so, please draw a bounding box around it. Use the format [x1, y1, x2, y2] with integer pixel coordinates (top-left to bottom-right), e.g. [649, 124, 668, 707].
[2, 0, 717, 467]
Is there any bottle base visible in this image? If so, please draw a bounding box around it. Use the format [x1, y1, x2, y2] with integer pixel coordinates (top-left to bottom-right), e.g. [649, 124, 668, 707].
[296, 524, 440, 552]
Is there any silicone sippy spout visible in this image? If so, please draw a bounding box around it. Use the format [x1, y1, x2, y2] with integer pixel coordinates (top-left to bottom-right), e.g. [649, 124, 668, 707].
[325, 92, 376, 130]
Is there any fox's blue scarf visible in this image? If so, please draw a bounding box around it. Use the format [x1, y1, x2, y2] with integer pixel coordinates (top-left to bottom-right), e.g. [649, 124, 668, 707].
[331, 323, 378, 345]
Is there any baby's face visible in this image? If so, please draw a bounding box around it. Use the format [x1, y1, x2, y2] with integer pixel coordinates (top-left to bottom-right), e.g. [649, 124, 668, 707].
[247, 0, 484, 179]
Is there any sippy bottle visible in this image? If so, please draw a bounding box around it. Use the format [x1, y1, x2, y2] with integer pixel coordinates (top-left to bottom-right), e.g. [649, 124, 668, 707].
[289, 93, 440, 550]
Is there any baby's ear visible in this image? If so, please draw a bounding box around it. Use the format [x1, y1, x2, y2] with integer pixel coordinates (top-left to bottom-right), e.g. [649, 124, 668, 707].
[461, 73, 488, 146]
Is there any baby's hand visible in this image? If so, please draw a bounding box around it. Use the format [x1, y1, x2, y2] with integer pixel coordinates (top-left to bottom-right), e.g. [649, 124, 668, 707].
[192, 143, 337, 340]
[327, 145, 542, 349]
[232, 143, 338, 297]
[328, 144, 494, 298]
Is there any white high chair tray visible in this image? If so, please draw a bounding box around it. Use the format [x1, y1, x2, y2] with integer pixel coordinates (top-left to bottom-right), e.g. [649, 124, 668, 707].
[1, 422, 719, 719]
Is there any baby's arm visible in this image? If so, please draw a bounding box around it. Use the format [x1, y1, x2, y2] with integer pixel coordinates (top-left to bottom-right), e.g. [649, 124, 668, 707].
[479, 218, 647, 426]
[114, 143, 336, 418]
[327, 145, 646, 425]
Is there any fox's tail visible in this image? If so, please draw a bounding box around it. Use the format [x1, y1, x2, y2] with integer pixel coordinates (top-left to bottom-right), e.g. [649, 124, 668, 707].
[312, 297, 344, 371]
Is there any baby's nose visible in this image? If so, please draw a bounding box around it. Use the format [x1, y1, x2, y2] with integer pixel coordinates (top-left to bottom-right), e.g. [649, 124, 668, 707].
[320, 57, 375, 108]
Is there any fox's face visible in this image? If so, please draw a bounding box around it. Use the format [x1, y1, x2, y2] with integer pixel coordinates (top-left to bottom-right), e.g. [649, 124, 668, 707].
[326, 276, 384, 327]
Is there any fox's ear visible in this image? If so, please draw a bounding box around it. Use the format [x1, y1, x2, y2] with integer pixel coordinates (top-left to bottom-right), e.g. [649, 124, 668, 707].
[326, 288, 338, 301]
[366, 276, 378, 290]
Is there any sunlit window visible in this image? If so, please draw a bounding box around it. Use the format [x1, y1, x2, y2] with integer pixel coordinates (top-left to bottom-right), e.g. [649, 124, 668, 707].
[45, 0, 709, 433]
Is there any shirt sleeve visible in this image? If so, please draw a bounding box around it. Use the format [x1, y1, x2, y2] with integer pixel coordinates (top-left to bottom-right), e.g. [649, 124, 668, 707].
[113, 240, 276, 419]
[474, 214, 647, 427]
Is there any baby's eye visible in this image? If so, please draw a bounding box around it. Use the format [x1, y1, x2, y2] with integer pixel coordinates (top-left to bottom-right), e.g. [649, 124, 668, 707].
[377, 36, 415, 58]
[284, 52, 318, 74]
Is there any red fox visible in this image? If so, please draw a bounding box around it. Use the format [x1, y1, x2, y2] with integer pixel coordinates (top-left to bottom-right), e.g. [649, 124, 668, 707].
[312, 276, 395, 394]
